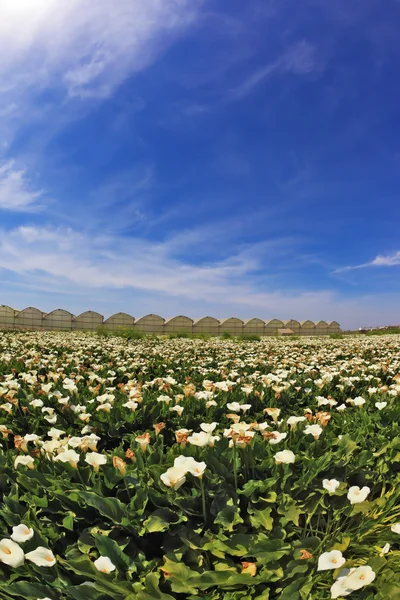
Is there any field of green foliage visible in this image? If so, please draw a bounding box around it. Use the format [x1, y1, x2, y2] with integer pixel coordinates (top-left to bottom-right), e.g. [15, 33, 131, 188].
[0, 331, 399, 599]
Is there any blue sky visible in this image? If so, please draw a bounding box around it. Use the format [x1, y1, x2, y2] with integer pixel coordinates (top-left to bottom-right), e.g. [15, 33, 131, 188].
[0, 0, 400, 328]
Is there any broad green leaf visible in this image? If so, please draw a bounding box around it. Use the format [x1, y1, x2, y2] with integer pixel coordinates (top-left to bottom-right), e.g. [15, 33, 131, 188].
[136, 573, 175, 600]
[93, 534, 134, 573]
[215, 500, 244, 532]
[0, 582, 58, 599]
[74, 491, 129, 524]
[249, 506, 273, 531]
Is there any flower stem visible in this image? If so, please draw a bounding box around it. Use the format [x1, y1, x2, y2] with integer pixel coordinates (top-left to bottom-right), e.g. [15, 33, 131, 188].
[124, 477, 132, 501]
[232, 443, 238, 492]
[200, 477, 207, 524]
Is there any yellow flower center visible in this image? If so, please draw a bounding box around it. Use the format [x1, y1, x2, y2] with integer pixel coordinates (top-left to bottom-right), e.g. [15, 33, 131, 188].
[3, 548, 12, 555]
[46, 555, 54, 562]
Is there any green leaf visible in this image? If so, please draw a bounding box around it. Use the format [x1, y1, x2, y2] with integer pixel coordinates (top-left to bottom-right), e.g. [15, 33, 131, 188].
[0, 581, 58, 599]
[278, 500, 301, 526]
[142, 508, 186, 533]
[136, 573, 175, 600]
[248, 506, 273, 531]
[66, 583, 106, 600]
[215, 500, 244, 532]
[93, 534, 134, 573]
[74, 491, 129, 524]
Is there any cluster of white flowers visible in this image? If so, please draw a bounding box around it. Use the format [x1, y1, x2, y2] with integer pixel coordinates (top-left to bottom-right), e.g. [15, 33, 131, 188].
[0, 524, 55, 568]
[160, 456, 207, 490]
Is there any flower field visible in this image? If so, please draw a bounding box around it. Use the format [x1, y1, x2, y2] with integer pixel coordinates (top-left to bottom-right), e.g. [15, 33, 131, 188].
[0, 331, 399, 600]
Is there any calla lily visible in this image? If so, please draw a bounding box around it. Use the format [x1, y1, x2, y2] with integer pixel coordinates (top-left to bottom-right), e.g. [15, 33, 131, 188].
[85, 452, 107, 471]
[274, 450, 295, 464]
[347, 486, 370, 504]
[25, 546, 56, 567]
[14, 455, 35, 469]
[54, 449, 80, 468]
[322, 479, 340, 493]
[0, 539, 25, 567]
[11, 524, 34, 543]
[187, 432, 212, 447]
[94, 556, 116, 573]
[317, 550, 346, 571]
[304, 424, 323, 439]
[375, 402, 387, 410]
[344, 565, 376, 590]
[160, 467, 186, 490]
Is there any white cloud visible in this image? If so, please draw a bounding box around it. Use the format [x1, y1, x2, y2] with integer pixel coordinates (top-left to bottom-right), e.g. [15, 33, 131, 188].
[0, 0, 201, 100]
[335, 250, 400, 272]
[231, 40, 318, 99]
[371, 251, 400, 267]
[0, 160, 44, 211]
[0, 223, 397, 328]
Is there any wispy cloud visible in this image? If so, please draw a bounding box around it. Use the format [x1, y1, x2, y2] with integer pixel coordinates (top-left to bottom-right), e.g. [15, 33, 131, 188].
[0, 0, 201, 101]
[1, 224, 399, 328]
[335, 250, 400, 273]
[0, 160, 44, 211]
[0, 0, 202, 152]
[230, 40, 318, 99]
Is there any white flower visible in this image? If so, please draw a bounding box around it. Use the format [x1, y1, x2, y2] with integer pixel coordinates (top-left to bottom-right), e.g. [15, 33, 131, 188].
[122, 400, 138, 411]
[268, 432, 287, 444]
[274, 450, 295, 464]
[375, 402, 387, 410]
[63, 378, 77, 392]
[85, 452, 107, 471]
[347, 396, 366, 406]
[14, 456, 35, 469]
[336, 404, 346, 411]
[317, 550, 346, 571]
[287, 416, 306, 428]
[187, 432, 212, 447]
[265, 407, 281, 422]
[44, 414, 57, 424]
[25, 547, 56, 567]
[304, 424, 323, 439]
[330, 577, 352, 598]
[174, 456, 207, 478]
[200, 422, 218, 433]
[30, 399, 44, 408]
[380, 543, 390, 555]
[344, 565, 376, 590]
[206, 399, 217, 408]
[347, 486, 370, 504]
[68, 436, 83, 448]
[240, 404, 252, 413]
[11, 524, 34, 543]
[322, 479, 340, 494]
[0, 539, 25, 567]
[96, 403, 112, 413]
[174, 456, 196, 470]
[94, 556, 116, 573]
[391, 523, 400, 534]
[47, 427, 65, 439]
[53, 449, 80, 468]
[160, 466, 186, 490]
[226, 402, 241, 412]
[157, 395, 172, 404]
[24, 433, 39, 443]
[170, 405, 184, 416]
